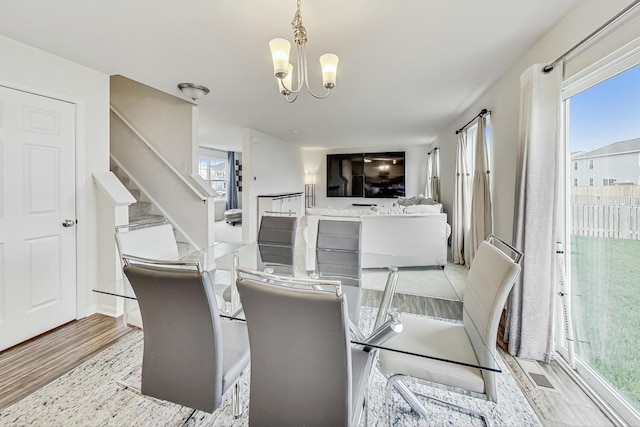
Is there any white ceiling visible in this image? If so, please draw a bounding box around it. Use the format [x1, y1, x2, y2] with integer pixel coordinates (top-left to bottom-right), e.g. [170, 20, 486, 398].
[0, 0, 578, 151]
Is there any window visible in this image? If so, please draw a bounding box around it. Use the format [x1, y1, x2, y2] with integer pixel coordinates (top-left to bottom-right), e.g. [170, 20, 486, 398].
[198, 157, 227, 197]
[563, 60, 640, 423]
[574, 161, 578, 170]
[573, 178, 578, 186]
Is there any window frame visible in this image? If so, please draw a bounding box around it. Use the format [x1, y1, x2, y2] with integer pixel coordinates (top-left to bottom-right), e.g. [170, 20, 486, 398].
[198, 156, 228, 198]
[560, 40, 640, 426]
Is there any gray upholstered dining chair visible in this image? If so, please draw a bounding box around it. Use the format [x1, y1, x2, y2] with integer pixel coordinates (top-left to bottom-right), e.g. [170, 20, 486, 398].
[315, 218, 363, 323]
[122, 255, 250, 415]
[257, 243, 295, 276]
[257, 215, 298, 246]
[235, 267, 375, 427]
[315, 218, 362, 278]
[378, 235, 522, 423]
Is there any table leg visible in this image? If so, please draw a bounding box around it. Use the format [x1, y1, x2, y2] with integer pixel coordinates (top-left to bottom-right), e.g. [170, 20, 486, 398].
[374, 266, 399, 329]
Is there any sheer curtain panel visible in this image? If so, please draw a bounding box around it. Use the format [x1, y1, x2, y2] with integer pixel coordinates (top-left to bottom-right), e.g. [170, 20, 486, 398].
[431, 149, 440, 202]
[425, 149, 441, 202]
[505, 63, 562, 362]
[425, 151, 433, 199]
[468, 116, 493, 264]
[451, 131, 474, 265]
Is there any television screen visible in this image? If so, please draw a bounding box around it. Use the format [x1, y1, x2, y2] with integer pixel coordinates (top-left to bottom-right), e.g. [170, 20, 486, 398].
[326, 151, 405, 198]
[326, 153, 364, 197]
[364, 152, 405, 198]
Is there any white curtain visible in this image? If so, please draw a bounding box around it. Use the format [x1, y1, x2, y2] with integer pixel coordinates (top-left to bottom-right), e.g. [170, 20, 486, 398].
[451, 130, 474, 265]
[468, 116, 493, 264]
[430, 148, 440, 202]
[425, 152, 433, 199]
[505, 63, 563, 362]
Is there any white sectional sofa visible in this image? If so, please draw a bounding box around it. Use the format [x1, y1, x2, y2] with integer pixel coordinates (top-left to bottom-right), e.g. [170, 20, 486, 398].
[302, 202, 451, 268]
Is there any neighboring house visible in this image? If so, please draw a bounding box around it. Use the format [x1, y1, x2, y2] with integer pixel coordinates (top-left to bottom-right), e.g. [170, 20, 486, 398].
[572, 138, 640, 186]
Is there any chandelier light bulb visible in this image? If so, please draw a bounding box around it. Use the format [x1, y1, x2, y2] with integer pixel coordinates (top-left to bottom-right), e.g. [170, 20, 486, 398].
[319, 53, 339, 89]
[278, 63, 294, 95]
[269, 38, 291, 78]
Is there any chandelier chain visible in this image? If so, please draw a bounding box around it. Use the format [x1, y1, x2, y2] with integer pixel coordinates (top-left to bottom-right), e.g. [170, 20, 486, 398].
[291, 0, 307, 45]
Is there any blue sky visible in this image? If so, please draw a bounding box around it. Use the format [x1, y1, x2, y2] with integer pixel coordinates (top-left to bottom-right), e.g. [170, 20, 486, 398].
[569, 63, 640, 152]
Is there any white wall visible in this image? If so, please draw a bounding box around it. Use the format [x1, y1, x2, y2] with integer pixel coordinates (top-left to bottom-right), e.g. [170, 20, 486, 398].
[302, 144, 429, 209]
[199, 146, 228, 160]
[110, 75, 194, 174]
[241, 129, 305, 241]
[434, 0, 638, 243]
[0, 35, 110, 317]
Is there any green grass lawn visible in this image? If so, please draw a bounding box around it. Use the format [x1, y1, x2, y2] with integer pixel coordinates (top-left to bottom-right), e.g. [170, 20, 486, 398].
[571, 236, 640, 410]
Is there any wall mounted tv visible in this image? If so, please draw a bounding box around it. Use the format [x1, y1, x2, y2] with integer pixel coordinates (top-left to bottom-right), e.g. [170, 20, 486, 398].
[326, 151, 405, 198]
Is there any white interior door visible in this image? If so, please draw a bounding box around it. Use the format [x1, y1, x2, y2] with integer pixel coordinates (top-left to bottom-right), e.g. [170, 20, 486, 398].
[0, 86, 77, 351]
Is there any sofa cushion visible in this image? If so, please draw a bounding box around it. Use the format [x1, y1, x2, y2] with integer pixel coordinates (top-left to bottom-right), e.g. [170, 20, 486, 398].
[404, 204, 442, 214]
[370, 205, 406, 215]
[305, 207, 376, 217]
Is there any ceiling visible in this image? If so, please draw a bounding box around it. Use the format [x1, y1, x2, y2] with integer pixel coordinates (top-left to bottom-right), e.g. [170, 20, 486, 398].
[0, 0, 578, 151]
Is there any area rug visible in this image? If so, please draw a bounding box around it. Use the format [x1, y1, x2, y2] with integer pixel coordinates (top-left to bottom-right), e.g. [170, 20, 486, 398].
[0, 308, 541, 427]
[361, 268, 464, 301]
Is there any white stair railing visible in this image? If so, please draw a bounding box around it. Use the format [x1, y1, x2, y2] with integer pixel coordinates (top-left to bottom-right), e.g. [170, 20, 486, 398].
[110, 105, 210, 202]
[110, 106, 215, 250]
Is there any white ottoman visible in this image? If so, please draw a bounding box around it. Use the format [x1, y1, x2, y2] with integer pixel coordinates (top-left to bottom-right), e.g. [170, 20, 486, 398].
[224, 209, 242, 225]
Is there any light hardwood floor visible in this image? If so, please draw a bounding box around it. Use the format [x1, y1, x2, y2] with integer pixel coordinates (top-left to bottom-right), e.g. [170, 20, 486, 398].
[0, 314, 132, 410]
[0, 304, 616, 426]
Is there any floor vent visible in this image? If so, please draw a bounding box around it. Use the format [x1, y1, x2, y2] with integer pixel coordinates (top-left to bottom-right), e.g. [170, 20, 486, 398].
[516, 358, 562, 394]
[529, 372, 555, 389]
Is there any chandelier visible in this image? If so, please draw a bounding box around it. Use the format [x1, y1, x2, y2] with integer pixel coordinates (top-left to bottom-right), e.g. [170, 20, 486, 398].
[269, 0, 339, 103]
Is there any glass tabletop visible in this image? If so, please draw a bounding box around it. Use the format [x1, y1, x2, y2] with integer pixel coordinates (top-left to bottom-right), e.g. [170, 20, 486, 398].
[93, 240, 500, 373]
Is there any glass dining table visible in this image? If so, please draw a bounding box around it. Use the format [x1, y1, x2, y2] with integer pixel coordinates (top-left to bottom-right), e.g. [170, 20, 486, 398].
[93, 240, 501, 375]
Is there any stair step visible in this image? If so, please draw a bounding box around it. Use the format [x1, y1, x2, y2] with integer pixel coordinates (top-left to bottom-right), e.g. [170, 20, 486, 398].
[129, 189, 141, 200]
[129, 201, 152, 217]
[129, 214, 164, 224]
[177, 241, 191, 257]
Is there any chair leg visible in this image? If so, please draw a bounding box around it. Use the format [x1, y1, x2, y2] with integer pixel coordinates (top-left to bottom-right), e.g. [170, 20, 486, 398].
[386, 375, 431, 421]
[232, 380, 242, 419]
[387, 375, 490, 426]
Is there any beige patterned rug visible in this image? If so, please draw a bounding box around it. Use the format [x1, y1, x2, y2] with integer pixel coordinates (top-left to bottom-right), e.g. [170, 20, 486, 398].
[0, 308, 541, 427]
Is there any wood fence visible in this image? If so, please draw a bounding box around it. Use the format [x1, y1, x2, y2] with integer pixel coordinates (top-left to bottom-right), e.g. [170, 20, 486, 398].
[571, 189, 640, 239]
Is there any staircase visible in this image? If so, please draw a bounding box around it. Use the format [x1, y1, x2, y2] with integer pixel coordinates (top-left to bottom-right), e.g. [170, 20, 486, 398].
[110, 163, 192, 256]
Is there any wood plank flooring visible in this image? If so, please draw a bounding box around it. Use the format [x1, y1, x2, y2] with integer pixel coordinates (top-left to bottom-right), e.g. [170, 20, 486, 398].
[0, 314, 132, 410]
[502, 353, 614, 426]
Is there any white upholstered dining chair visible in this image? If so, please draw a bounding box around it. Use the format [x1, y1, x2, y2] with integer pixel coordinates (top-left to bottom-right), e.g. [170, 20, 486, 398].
[115, 219, 180, 328]
[378, 235, 523, 424]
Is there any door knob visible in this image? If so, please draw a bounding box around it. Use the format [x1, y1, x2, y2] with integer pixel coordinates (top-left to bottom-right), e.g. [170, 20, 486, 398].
[62, 219, 76, 228]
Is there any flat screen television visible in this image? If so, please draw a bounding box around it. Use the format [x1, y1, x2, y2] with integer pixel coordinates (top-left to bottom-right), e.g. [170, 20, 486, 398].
[326, 151, 405, 198]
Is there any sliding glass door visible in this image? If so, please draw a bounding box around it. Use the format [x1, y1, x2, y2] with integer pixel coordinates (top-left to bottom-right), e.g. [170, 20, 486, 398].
[561, 57, 640, 424]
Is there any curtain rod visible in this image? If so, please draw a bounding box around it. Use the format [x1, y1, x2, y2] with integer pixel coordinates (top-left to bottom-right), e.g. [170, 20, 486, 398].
[428, 147, 439, 155]
[543, 0, 640, 73]
[455, 108, 490, 135]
